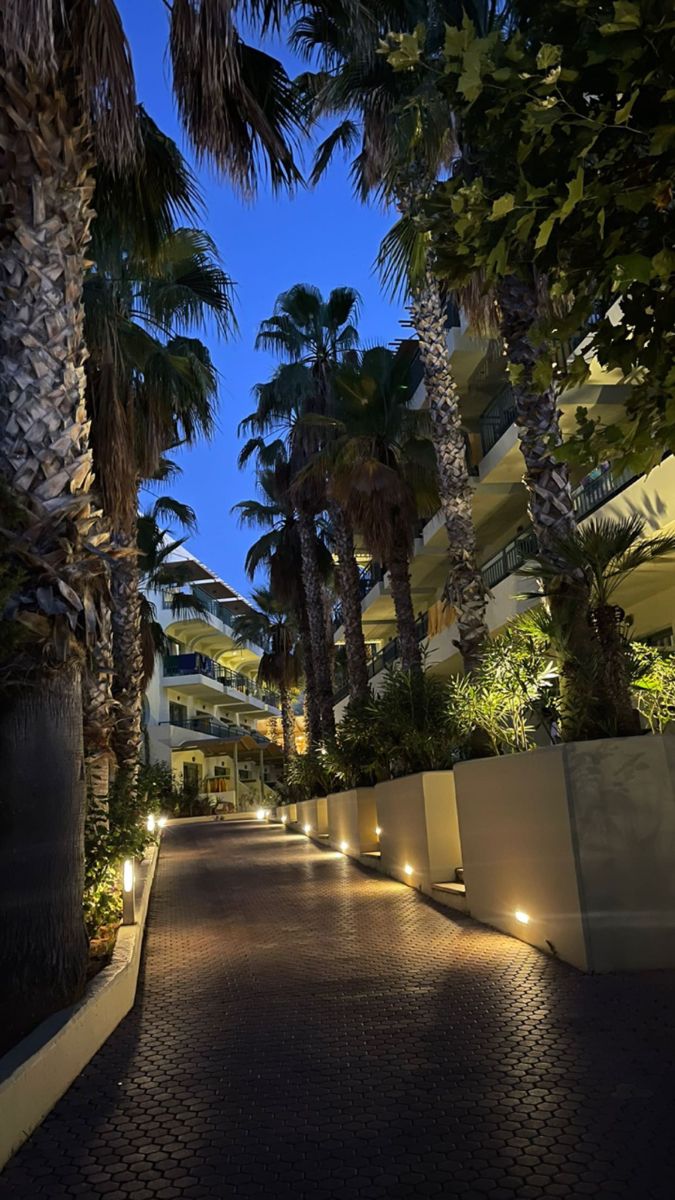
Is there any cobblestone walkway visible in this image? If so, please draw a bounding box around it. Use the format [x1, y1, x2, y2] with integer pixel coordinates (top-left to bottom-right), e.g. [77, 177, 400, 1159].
[3, 820, 675, 1199]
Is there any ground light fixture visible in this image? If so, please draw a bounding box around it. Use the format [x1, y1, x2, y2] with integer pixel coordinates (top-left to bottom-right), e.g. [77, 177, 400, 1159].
[256, 808, 266, 821]
[157, 816, 167, 829]
[340, 841, 349, 853]
[122, 858, 135, 925]
[146, 814, 156, 834]
[515, 910, 530, 925]
[375, 826, 382, 837]
[281, 814, 288, 824]
[303, 823, 312, 834]
[404, 863, 414, 877]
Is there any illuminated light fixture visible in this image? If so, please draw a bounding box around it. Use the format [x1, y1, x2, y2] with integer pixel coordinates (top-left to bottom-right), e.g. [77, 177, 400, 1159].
[281, 815, 288, 824]
[375, 826, 382, 837]
[256, 808, 266, 821]
[303, 823, 312, 834]
[340, 841, 349, 853]
[157, 816, 167, 829]
[123, 859, 134, 893]
[403, 863, 414, 877]
[515, 910, 530, 925]
[146, 814, 156, 834]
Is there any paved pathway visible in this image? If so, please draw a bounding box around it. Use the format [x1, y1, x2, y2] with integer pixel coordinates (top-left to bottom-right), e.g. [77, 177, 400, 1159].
[3, 820, 675, 1199]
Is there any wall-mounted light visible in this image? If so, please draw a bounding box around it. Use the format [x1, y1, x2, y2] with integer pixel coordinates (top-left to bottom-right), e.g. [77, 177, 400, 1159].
[515, 910, 530, 925]
[375, 826, 382, 837]
[404, 863, 414, 877]
[340, 841, 349, 853]
[303, 823, 312, 834]
[146, 814, 156, 834]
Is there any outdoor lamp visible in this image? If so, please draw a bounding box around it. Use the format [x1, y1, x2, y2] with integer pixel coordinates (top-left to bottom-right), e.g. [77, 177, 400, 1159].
[122, 859, 135, 925]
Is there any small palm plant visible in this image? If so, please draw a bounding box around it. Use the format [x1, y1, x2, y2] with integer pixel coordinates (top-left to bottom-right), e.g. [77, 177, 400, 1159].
[519, 515, 675, 739]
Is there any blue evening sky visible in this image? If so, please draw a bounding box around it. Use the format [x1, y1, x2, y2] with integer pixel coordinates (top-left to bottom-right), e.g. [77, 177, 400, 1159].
[118, 1, 405, 596]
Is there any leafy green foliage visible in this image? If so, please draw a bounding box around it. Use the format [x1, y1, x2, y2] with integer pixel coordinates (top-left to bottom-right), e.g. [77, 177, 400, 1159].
[630, 644, 675, 733]
[369, 664, 458, 776]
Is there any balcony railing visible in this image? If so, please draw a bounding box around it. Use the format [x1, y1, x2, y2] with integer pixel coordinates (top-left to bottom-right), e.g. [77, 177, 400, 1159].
[333, 611, 429, 701]
[163, 652, 280, 709]
[479, 384, 518, 454]
[332, 561, 385, 630]
[165, 714, 272, 743]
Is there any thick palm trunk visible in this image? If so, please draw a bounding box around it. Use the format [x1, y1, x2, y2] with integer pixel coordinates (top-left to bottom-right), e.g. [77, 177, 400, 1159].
[497, 275, 577, 558]
[0, 665, 89, 1053]
[83, 599, 115, 839]
[329, 502, 370, 703]
[594, 605, 641, 737]
[0, 68, 95, 1044]
[388, 545, 422, 672]
[297, 597, 322, 749]
[297, 509, 336, 740]
[279, 683, 297, 760]
[410, 272, 489, 671]
[111, 526, 145, 778]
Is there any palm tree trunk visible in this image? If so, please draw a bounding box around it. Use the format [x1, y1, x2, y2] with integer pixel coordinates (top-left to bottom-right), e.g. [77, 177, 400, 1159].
[279, 683, 297, 760]
[497, 275, 577, 558]
[0, 665, 89, 1053]
[111, 525, 145, 778]
[388, 545, 422, 673]
[328, 501, 370, 702]
[410, 271, 489, 670]
[83, 593, 116, 838]
[594, 605, 641, 737]
[0, 67, 95, 1045]
[297, 596, 322, 750]
[297, 508, 336, 740]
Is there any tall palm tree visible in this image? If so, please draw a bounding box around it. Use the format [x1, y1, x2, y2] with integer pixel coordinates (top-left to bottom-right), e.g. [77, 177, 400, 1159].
[234, 451, 331, 749]
[85, 217, 235, 779]
[0, 0, 302, 1047]
[295, 1, 492, 670]
[323, 346, 439, 671]
[251, 283, 369, 727]
[231, 588, 303, 761]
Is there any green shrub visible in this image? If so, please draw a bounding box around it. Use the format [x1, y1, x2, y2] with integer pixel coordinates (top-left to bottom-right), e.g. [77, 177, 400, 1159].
[371, 665, 458, 777]
[630, 643, 675, 733]
[322, 694, 387, 788]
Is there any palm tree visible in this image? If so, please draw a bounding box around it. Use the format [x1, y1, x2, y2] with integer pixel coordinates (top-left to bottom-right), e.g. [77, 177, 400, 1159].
[295, 1, 492, 670]
[325, 346, 439, 671]
[231, 588, 302, 761]
[0, 1, 302, 1047]
[234, 451, 331, 749]
[520, 516, 675, 740]
[251, 283, 369, 727]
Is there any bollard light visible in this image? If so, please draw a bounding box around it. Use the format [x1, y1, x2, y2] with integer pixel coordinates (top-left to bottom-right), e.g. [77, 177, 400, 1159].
[515, 910, 530, 925]
[146, 814, 156, 834]
[157, 816, 167, 829]
[403, 863, 414, 877]
[375, 826, 382, 837]
[122, 858, 136, 925]
[281, 814, 288, 825]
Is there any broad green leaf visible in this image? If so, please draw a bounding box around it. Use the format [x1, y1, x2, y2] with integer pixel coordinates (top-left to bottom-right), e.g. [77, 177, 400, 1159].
[559, 167, 584, 221]
[611, 254, 653, 283]
[650, 127, 675, 155]
[535, 214, 557, 249]
[652, 249, 675, 279]
[536, 43, 562, 70]
[599, 1, 642, 33]
[507, 362, 525, 387]
[489, 193, 515, 221]
[615, 90, 639, 124]
[514, 211, 536, 242]
[597, 208, 606, 239]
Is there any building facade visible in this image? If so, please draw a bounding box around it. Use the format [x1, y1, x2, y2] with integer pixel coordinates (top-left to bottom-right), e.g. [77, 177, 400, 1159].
[144, 546, 283, 810]
[334, 313, 675, 715]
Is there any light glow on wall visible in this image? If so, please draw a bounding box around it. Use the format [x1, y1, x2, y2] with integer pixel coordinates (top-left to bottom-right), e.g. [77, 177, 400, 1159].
[146, 814, 156, 834]
[158, 816, 167, 829]
[256, 808, 266, 821]
[375, 826, 382, 837]
[515, 910, 530, 925]
[303, 823, 312, 834]
[404, 863, 414, 877]
[281, 815, 288, 824]
[340, 841, 349, 853]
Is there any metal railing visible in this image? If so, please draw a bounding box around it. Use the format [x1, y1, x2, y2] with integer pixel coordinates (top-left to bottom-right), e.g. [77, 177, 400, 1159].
[165, 713, 272, 743]
[573, 464, 636, 519]
[163, 653, 280, 709]
[479, 384, 518, 455]
[333, 611, 429, 701]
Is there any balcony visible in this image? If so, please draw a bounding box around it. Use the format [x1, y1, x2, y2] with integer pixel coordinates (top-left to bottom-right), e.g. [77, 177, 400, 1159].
[164, 713, 271, 743]
[479, 385, 517, 455]
[332, 561, 385, 631]
[334, 612, 429, 702]
[163, 652, 280, 709]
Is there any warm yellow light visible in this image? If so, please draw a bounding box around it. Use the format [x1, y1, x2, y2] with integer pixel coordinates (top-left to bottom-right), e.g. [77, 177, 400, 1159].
[375, 826, 382, 837]
[404, 863, 414, 877]
[123, 858, 134, 893]
[146, 814, 156, 834]
[256, 808, 266, 821]
[157, 816, 167, 829]
[303, 823, 312, 834]
[340, 841, 349, 853]
[281, 814, 288, 824]
[515, 909, 530, 925]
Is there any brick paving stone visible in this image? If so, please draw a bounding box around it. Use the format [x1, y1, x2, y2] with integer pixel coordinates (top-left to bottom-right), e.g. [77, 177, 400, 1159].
[2, 819, 675, 1198]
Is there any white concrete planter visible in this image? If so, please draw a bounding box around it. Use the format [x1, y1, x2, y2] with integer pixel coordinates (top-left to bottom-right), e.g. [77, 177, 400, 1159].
[374, 772, 463, 904]
[296, 797, 329, 838]
[454, 734, 675, 972]
[282, 803, 298, 827]
[0, 842, 160, 1167]
[327, 788, 378, 856]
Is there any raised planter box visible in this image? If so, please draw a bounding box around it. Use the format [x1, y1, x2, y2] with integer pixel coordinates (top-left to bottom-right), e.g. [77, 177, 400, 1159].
[0, 842, 160, 1167]
[374, 772, 464, 907]
[454, 734, 675, 972]
[327, 788, 378, 857]
[296, 797, 329, 838]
